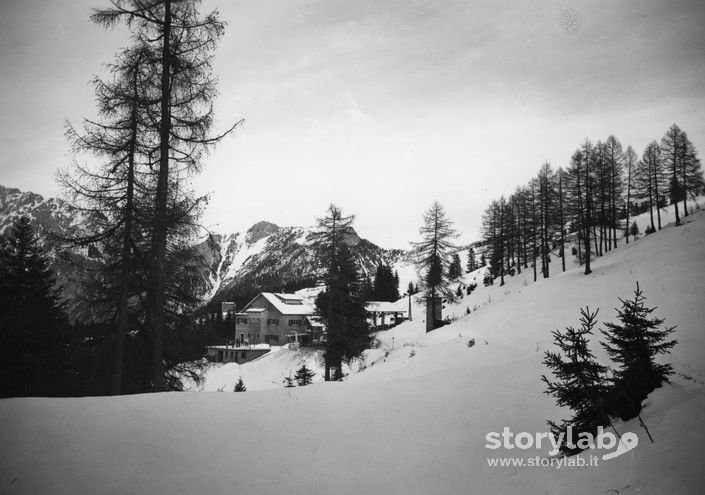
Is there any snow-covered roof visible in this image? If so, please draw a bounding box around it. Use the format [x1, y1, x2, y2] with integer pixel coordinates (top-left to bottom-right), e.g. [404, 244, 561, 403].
[249, 292, 315, 316]
[366, 300, 408, 314]
[274, 293, 303, 303]
[306, 316, 325, 328]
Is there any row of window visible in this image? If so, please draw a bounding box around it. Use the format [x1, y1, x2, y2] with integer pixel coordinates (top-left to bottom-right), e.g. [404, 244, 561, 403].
[235, 317, 305, 326]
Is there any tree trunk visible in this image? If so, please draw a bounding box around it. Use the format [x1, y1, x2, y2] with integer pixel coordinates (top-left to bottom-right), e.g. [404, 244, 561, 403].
[584, 148, 592, 275]
[681, 143, 689, 217]
[559, 170, 565, 272]
[499, 202, 505, 286]
[576, 163, 583, 266]
[648, 181, 655, 232]
[625, 155, 632, 244]
[653, 157, 662, 230]
[111, 77, 139, 396]
[611, 158, 618, 249]
[151, 0, 173, 392]
[672, 139, 681, 226]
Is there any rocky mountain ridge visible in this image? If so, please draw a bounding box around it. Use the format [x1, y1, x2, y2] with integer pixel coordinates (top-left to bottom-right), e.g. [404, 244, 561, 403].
[1, 185, 412, 311]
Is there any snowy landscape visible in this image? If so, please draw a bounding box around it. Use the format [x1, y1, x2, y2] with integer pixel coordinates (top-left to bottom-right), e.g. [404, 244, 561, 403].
[2, 1, 705, 494]
[2, 202, 704, 494]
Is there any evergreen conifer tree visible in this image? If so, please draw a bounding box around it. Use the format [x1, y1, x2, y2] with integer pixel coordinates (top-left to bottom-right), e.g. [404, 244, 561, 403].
[412, 201, 458, 331]
[234, 377, 247, 392]
[466, 247, 477, 273]
[601, 283, 677, 419]
[311, 205, 369, 380]
[315, 243, 370, 380]
[629, 221, 639, 239]
[373, 263, 399, 301]
[448, 253, 463, 280]
[92, 0, 241, 392]
[0, 216, 69, 397]
[361, 275, 374, 300]
[294, 363, 316, 386]
[541, 307, 611, 453]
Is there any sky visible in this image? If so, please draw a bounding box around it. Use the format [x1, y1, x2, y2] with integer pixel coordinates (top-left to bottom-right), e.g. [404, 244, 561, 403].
[1, 0, 704, 248]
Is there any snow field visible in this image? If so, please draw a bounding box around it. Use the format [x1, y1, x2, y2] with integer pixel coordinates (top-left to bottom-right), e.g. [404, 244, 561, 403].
[1, 204, 704, 494]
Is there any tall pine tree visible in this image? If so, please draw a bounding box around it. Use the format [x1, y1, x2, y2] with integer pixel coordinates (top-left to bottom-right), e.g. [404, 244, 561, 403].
[311, 205, 369, 380]
[92, 0, 241, 391]
[413, 201, 458, 331]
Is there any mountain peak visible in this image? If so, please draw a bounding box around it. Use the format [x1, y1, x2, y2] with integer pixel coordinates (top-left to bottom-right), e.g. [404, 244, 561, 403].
[246, 221, 280, 244]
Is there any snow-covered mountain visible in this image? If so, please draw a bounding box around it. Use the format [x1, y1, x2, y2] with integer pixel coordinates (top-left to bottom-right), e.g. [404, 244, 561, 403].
[0, 185, 100, 303]
[195, 219, 409, 308]
[0, 185, 93, 240]
[0, 185, 412, 310]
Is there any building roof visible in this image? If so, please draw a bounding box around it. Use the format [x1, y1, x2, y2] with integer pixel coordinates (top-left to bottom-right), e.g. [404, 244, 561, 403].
[274, 293, 303, 303]
[241, 292, 315, 316]
[366, 300, 408, 314]
[305, 316, 325, 328]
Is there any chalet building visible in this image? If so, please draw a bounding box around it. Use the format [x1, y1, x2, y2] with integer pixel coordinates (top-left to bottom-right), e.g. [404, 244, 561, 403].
[235, 292, 322, 346]
[366, 300, 408, 329]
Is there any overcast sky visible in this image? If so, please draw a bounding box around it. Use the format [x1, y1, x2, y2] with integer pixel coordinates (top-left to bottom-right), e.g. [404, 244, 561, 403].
[1, 0, 704, 248]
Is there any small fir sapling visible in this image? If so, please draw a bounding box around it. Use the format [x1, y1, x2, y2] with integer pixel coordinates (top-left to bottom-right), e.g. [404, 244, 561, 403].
[541, 307, 613, 454]
[601, 282, 677, 420]
[294, 363, 316, 386]
[629, 221, 640, 239]
[234, 377, 247, 392]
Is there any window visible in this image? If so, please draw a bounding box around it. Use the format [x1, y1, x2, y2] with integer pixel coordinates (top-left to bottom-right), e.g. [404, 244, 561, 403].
[288, 319, 303, 326]
[236, 318, 248, 325]
[267, 319, 280, 326]
[265, 334, 280, 343]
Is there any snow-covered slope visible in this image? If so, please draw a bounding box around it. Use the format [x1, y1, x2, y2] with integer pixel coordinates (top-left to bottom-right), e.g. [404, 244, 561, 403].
[1, 205, 704, 494]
